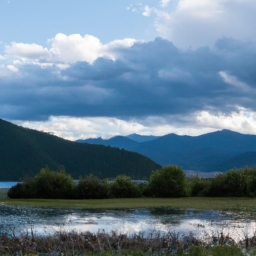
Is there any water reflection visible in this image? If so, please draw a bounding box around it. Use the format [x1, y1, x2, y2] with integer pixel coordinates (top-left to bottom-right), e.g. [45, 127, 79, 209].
[0, 204, 256, 242]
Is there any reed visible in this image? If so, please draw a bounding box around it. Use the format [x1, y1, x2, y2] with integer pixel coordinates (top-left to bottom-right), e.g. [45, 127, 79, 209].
[0, 228, 252, 255]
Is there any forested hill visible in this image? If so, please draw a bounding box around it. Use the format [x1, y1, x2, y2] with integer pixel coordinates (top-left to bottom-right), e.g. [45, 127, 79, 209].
[0, 119, 160, 181]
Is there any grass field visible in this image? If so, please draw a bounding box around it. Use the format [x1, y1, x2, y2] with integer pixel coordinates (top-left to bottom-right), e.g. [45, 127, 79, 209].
[1, 189, 256, 211]
[0, 188, 8, 199]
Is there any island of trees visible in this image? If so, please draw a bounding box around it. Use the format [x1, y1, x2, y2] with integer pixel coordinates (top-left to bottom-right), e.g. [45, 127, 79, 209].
[7, 165, 256, 199]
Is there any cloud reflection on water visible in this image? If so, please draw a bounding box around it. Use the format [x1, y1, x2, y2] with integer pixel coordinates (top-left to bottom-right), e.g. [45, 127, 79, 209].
[0, 205, 256, 242]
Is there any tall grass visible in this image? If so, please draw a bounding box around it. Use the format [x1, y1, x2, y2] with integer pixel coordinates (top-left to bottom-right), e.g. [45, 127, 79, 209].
[0, 229, 254, 255]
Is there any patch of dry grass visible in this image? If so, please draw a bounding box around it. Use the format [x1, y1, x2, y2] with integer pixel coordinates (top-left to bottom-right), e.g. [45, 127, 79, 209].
[0, 229, 248, 255]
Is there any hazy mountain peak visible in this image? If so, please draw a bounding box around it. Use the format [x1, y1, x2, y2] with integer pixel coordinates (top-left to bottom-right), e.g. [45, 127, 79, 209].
[126, 133, 159, 143]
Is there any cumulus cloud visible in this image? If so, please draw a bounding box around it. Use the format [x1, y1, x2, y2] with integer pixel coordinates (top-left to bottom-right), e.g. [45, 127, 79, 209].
[160, 0, 170, 7]
[13, 107, 256, 140]
[147, 0, 256, 49]
[4, 34, 138, 65]
[1, 35, 256, 136]
[5, 42, 50, 60]
[142, 5, 152, 16]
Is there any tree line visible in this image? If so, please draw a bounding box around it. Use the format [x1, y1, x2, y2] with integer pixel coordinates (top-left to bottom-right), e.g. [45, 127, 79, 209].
[7, 165, 256, 199]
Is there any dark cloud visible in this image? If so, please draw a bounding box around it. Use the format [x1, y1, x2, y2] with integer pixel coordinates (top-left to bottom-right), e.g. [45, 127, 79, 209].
[1, 37, 256, 121]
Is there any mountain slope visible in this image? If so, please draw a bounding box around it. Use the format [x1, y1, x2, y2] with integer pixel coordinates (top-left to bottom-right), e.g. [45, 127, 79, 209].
[126, 134, 159, 142]
[79, 130, 256, 172]
[0, 119, 160, 180]
[214, 151, 256, 171]
[78, 136, 139, 150]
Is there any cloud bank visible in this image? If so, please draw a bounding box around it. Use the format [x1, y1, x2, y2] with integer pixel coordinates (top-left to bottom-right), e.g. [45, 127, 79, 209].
[1, 32, 256, 138]
[142, 0, 256, 49]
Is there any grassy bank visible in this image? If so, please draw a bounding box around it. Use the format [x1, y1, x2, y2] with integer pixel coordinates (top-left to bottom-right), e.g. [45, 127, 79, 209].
[1, 193, 256, 211]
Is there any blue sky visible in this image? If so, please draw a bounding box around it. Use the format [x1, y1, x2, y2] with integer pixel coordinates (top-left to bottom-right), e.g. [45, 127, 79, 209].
[1, 0, 256, 140]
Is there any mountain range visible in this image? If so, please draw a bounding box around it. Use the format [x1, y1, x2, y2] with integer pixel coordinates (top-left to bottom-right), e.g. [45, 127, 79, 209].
[0, 119, 160, 180]
[78, 130, 256, 172]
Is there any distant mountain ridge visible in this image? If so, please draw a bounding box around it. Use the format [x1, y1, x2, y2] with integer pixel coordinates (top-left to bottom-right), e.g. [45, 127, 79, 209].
[0, 119, 160, 180]
[78, 130, 256, 172]
[126, 134, 160, 143]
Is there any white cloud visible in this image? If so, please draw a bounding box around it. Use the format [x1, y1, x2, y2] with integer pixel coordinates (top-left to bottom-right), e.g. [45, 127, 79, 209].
[196, 108, 256, 135]
[14, 116, 146, 141]
[5, 42, 50, 59]
[219, 71, 252, 92]
[142, 5, 152, 16]
[147, 0, 256, 49]
[12, 108, 256, 141]
[7, 65, 18, 72]
[49, 33, 104, 64]
[160, 0, 170, 7]
[4, 33, 138, 66]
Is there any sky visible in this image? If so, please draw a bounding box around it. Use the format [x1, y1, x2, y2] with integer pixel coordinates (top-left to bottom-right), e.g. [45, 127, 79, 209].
[1, 0, 256, 140]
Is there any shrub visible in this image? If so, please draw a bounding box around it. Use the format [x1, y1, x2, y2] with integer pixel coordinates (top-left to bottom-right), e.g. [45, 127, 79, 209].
[8, 166, 76, 199]
[76, 174, 109, 199]
[32, 166, 75, 199]
[189, 176, 211, 196]
[147, 165, 187, 197]
[110, 175, 141, 198]
[7, 180, 34, 198]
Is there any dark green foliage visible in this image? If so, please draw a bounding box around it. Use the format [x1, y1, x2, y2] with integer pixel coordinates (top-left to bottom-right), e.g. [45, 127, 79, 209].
[189, 167, 256, 197]
[110, 175, 142, 198]
[206, 168, 250, 197]
[189, 176, 210, 196]
[7, 180, 34, 198]
[32, 166, 75, 198]
[0, 118, 160, 180]
[76, 174, 109, 199]
[8, 166, 76, 199]
[147, 165, 187, 197]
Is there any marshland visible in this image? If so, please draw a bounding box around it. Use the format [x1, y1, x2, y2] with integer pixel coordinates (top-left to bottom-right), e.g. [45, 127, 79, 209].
[2, 167, 256, 255]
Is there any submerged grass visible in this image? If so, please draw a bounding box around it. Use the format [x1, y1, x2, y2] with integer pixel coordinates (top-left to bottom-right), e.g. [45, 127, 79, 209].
[1, 195, 256, 211]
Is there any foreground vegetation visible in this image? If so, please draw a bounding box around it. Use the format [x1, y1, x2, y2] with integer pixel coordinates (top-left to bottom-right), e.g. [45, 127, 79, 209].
[0, 229, 254, 255]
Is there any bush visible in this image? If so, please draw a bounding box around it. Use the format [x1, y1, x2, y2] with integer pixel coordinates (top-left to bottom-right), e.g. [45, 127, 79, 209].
[110, 175, 141, 198]
[7, 180, 34, 198]
[189, 176, 211, 196]
[147, 165, 187, 197]
[32, 166, 76, 199]
[8, 166, 76, 199]
[206, 168, 253, 197]
[76, 174, 109, 199]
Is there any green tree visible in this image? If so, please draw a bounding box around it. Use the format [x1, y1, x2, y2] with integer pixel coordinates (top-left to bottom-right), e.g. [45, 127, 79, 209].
[32, 166, 75, 198]
[110, 175, 141, 198]
[147, 165, 187, 197]
[76, 174, 109, 199]
[189, 176, 211, 196]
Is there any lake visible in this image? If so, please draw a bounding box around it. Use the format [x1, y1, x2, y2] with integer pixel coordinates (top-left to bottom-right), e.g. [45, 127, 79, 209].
[0, 182, 19, 188]
[0, 204, 255, 242]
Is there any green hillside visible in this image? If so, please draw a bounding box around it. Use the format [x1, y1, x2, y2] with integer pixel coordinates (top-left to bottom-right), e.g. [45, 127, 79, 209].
[0, 119, 160, 180]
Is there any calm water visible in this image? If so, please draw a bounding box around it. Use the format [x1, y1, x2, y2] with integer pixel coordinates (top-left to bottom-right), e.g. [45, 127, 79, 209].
[0, 205, 255, 242]
[0, 182, 19, 188]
